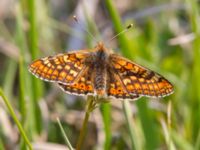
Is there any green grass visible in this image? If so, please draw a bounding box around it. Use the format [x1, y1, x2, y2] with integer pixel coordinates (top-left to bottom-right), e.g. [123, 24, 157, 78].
[0, 0, 200, 149]
[56, 117, 74, 150]
[0, 88, 32, 149]
[26, 0, 44, 135]
[100, 103, 112, 150]
[185, 0, 200, 145]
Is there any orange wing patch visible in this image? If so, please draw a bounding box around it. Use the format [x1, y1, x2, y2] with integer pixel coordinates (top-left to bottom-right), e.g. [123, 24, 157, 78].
[58, 67, 94, 95]
[110, 54, 174, 97]
[107, 70, 139, 100]
[29, 52, 89, 84]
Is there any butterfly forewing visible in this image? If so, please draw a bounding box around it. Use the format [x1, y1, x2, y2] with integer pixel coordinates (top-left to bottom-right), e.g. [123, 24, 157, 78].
[109, 54, 174, 97]
[58, 67, 94, 95]
[28, 51, 90, 84]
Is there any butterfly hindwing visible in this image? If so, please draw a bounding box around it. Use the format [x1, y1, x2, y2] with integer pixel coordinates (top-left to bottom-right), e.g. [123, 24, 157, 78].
[58, 67, 94, 96]
[109, 54, 174, 97]
[106, 69, 139, 100]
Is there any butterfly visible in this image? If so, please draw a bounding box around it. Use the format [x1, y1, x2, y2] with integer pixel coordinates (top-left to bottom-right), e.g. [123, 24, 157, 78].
[28, 42, 174, 100]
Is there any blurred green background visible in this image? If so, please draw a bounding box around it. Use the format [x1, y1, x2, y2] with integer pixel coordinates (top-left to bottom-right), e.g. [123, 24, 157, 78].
[0, 0, 200, 149]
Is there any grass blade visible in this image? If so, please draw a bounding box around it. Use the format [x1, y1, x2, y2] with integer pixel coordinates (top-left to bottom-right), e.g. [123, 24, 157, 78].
[185, 0, 200, 142]
[123, 101, 143, 150]
[57, 118, 74, 150]
[27, 0, 44, 134]
[100, 103, 112, 150]
[0, 88, 32, 149]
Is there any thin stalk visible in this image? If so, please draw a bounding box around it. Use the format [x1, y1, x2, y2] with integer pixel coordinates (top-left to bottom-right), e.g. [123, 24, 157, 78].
[195, 130, 200, 150]
[0, 88, 32, 150]
[76, 96, 96, 150]
[100, 103, 111, 150]
[185, 0, 200, 141]
[123, 101, 143, 150]
[171, 130, 193, 150]
[27, 0, 43, 134]
[76, 110, 90, 150]
[15, 4, 27, 125]
[27, 0, 38, 60]
[57, 118, 74, 150]
[160, 118, 176, 150]
[15, 4, 32, 148]
[167, 101, 176, 150]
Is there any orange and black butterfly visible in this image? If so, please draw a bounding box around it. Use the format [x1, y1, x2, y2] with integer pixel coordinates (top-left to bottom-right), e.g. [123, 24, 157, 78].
[28, 42, 173, 100]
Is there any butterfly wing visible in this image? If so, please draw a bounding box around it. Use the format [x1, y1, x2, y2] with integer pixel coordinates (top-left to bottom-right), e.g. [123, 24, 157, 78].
[58, 67, 94, 96]
[109, 54, 174, 98]
[106, 69, 140, 100]
[28, 50, 91, 85]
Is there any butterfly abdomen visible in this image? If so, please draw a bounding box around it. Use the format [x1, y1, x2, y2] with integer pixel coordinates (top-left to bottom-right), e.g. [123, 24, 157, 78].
[93, 66, 106, 95]
[93, 49, 108, 95]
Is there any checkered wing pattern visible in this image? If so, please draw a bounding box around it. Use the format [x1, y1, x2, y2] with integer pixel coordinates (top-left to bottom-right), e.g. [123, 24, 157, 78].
[109, 54, 174, 98]
[107, 69, 140, 100]
[28, 50, 90, 85]
[58, 67, 94, 95]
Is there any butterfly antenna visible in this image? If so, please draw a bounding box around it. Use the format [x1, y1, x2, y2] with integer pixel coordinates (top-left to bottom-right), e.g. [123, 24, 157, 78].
[73, 15, 98, 43]
[108, 24, 134, 43]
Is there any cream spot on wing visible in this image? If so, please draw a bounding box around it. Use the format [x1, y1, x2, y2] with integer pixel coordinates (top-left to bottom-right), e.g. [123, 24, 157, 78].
[123, 78, 131, 84]
[139, 78, 145, 82]
[63, 55, 69, 61]
[80, 77, 85, 82]
[47, 63, 51, 67]
[69, 70, 78, 76]
[65, 65, 70, 70]
[43, 60, 49, 64]
[57, 65, 63, 70]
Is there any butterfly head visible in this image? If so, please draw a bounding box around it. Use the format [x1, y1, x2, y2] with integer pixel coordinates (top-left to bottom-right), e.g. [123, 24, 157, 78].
[94, 42, 109, 61]
[95, 42, 105, 51]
